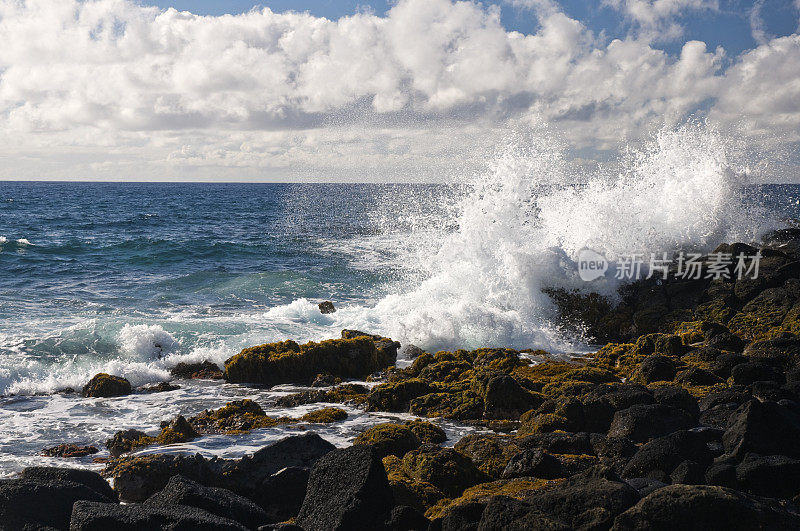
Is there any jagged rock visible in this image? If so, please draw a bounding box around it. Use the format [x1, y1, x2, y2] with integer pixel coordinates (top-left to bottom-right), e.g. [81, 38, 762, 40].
[608, 404, 695, 442]
[70, 500, 247, 530]
[19, 467, 116, 501]
[296, 445, 395, 531]
[612, 484, 800, 530]
[170, 361, 224, 379]
[256, 466, 310, 523]
[518, 431, 593, 455]
[385, 505, 430, 531]
[669, 460, 706, 485]
[105, 453, 220, 503]
[744, 336, 800, 369]
[41, 443, 99, 458]
[222, 432, 336, 500]
[318, 301, 336, 314]
[625, 477, 668, 497]
[145, 475, 268, 529]
[311, 373, 340, 387]
[722, 400, 800, 459]
[81, 373, 131, 397]
[0, 478, 112, 530]
[438, 500, 487, 531]
[139, 381, 181, 393]
[501, 448, 566, 480]
[105, 428, 152, 457]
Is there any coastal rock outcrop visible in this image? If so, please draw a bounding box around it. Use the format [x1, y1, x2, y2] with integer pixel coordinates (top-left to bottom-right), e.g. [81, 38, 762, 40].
[81, 373, 132, 397]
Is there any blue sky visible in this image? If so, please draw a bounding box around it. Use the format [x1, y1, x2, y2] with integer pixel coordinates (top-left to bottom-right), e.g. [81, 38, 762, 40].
[143, 0, 799, 56]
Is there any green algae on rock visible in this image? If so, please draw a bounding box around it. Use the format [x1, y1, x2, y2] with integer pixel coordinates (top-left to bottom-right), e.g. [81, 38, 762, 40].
[224, 335, 398, 385]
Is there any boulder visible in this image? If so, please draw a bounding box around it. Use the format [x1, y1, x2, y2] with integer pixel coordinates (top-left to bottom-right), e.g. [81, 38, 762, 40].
[633, 356, 677, 383]
[19, 466, 116, 501]
[501, 448, 566, 480]
[222, 433, 335, 500]
[0, 478, 112, 530]
[400, 445, 488, 497]
[385, 505, 430, 531]
[311, 373, 341, 387]
[366, 379, 435, 413]
[612, 484, 800, 530]
[145, 475, 268, 529]
[354, 423, 421, 459]
[722, 400, 800, 459]
[454, 433, 521, 479]
[81, 373, 132, 397]
[676, 367, 723, 386]
[41, 443, 99, 458]
[705, 332, 746, 352]
[730, 362, 785, 385]
[744, 337, 800, 369]
[170, 361, 223, 379]
[438, 501, 487, 531]
[256, 466, 310, 523]
[524, 466, 640, 529]
[608, 404, 695, 442]
[318, 301, 336, 314]
[296, 445, 395, 531]
[224, 336, 397, 386]
[70, 500, 247, 530]
[669, 460, 706, 485]
[477, 496, 569, 530]
[106, 429, 152, 457]
[478, 373, 543, 419]
[711, 353, 748, 379]
[735, 453, 800, 499]
[622, 430, 712, 479]
[105, 453, 219, 503]
[652, 386, 700, 418]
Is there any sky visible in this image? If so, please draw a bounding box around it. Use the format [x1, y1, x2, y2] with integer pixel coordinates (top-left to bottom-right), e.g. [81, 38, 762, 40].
[0, 0, 799, 181]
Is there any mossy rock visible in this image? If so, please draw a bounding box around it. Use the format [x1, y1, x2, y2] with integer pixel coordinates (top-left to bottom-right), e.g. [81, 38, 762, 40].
[189, 399, 282, 433]
[156, 415, 199, 445]
[354, 423, 421, 458]
[516, 413, 571, 436]
[383, 455, 446, 512]
[472, 348, 530, 372]
[425, 477, 553, 520]
[405, 420, 447, 444]
[454, 433, 521, 479]
[400, 445, 490, 497]
[300, 407, 348, 423]
[727, 286, 797, 341]
[409, 390, 484, 420]
[224, 336, 397, 385]
[366, 379, 434, 412]
[417, 360, 473, 384]
[81, 373, 132, 398]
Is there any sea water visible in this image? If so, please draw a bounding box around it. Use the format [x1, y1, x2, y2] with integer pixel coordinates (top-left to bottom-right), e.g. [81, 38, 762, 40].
[0, 123, 797, 475]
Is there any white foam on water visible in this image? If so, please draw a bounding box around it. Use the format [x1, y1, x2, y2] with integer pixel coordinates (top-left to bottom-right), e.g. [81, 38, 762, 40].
[285, 122, 776, 351]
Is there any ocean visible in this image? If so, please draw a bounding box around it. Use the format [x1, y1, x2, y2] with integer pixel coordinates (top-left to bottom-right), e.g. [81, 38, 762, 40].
[2, 124, 799, 475]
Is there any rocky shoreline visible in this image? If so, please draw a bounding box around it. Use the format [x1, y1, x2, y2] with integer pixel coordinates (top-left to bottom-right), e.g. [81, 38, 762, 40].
[6, 227, 800, 529]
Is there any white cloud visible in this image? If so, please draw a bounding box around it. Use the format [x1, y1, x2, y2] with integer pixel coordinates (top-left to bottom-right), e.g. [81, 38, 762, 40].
[603, 0, 719, 41]
[0, 0, 797, 181]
